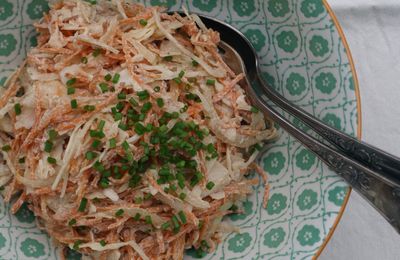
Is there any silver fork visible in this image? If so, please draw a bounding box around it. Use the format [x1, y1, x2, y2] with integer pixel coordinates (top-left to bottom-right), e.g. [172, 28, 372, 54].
[188, 14, 400, 233]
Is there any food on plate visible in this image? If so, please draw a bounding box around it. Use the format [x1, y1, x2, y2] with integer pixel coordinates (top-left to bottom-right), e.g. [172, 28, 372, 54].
[0, 1, 277, 259]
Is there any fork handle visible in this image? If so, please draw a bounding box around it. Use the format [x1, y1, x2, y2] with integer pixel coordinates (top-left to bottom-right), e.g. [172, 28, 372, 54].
[256, 70, 400, 186]
[249, 77, 400, 233]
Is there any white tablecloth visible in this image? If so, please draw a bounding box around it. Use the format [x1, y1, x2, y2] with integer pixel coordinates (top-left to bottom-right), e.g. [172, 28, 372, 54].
[320, 0, 400, 259]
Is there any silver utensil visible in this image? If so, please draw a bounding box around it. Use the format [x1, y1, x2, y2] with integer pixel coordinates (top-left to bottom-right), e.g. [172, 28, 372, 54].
[192, 14, 400, 233]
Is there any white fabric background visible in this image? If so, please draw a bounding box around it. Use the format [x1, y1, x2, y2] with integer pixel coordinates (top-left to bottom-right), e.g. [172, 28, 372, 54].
[320, 0, 400, 259]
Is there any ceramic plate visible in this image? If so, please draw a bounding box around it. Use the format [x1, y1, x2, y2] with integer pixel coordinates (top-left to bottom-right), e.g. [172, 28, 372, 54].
[0, 0, 360, 259]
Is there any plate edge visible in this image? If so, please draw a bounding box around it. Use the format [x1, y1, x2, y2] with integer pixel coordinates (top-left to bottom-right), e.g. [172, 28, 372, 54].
[312, 0, 362, 259]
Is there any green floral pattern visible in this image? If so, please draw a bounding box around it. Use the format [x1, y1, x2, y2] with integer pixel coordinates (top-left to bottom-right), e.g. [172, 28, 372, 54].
[193, 0, 217, 12]
[286, 73, 306, 96]
[297, 225, 321, 246]
[328, 186, 348, 206]
[297, 189, 318, 210]
[295, 149, 316, 170]
[322, 113, 342, 130]
[0, 232, 6, 249]
[300, 0, 325, 18]
[20, 238, 45, 258]
[277, 31, 299, 53]
[0, 1, 359, 259]
[0, 0, 13, 21]
[264, 227, 286, 248]
[0, 34, 17, 56]
[27, 0, 49, 20]
[233, 0, 256, 17]
[266, 193, 287, 215]
[244, 29, 266, 52]
[267, 0, 290, 17]
[227, 233, 252, 253]
[309, 35, 329, 57]
[315, 72, 337, 94]
[150, 0, 176, 8]
[263, 152, 286, 175]
[349, 76, 355, 90]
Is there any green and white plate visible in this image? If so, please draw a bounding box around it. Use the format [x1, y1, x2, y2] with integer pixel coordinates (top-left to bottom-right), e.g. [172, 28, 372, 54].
[0, 0, 361, 259]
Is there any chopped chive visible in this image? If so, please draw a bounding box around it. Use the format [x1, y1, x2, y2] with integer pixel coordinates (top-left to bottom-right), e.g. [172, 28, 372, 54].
[122, 141, 130, 151]
[115, 209, 124, 217]
[47, 157, 57, 164]
[161, 222, 170, 230]
[68, 218, 76, 226]
[89, 130, 105, 138]
[78, 198, 88, 212]
[145, 215, 152, 225]
[83, 105, 95, 112]
[85, 0, 97, 4]
[153, 86, 160, 92]
[109, 138, 116, 149]
[178, 211, 187, 224]
[144, 193, 152, 200]
[206, 181, 215, 190]
[141, 102, 152, 114]
[1, 145, 11, 152]
[134, 122, 146, 135]
[133, 213, 141, 221]
[173, 77, 182, 84]
[139, 19, 148, 26]
[171, 112, 179, 119]
[114, 112, 123, 121]
[98, 120, 105, 131]
[230, 204, 238, 211]
[112, 73, 120, 84]
[14, 103, 21, 115]
[156, 98, 164, 108]
[163, 55, 173, 61]
[91, 139, 101, 149]
[73, 240, 83, 250]
[104, 74, 112, 81]
[99, 240, 107, 247]
[70, 99, 78, 109]
[171, 215, 180, 229]
[250, 106, 259, 113]
[179, 192, 186, 200]
[117, 92, 126, 100]
[85, 151, 96, 160]
[93, 161, 105, 172]
[99, 83, 108, 93]
[48, 129, 58, 140]
[66, 78, 76, 86]
[118, 123, 128, 131]
[137, 90, 149, 101]
[178, 70, 185, 78]
[206, 79, 215, 86]
[44, 140, 53, 153]
[67, 87, 75, 95]
[81, 57, 88, 64]
[129, 97, 138, 106]
[192, 59, 199, 67]
[99, 177, 109, 188]
[102, 170, 111, 178]
[134, 196, 143, 204]
[92, 48, 101, 57]
[18, 157, 25, 164]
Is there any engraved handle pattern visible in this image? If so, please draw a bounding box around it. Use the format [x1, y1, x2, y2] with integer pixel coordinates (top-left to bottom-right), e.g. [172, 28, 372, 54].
[248, 78, 400, 233]
[257, 71, 400, 183]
